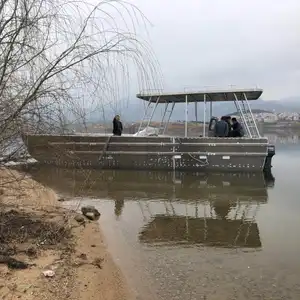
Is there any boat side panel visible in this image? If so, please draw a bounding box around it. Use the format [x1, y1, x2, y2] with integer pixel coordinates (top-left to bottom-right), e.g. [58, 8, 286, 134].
[38, 153, 266, 171]
[24, 135, 268, 171]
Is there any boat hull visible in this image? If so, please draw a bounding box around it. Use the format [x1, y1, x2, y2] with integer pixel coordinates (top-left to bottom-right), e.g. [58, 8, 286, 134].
[22, 134, 271, 172]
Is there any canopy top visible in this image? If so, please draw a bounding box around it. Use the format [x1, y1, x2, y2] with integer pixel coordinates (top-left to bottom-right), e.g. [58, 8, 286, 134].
[136, 88, 263, 104]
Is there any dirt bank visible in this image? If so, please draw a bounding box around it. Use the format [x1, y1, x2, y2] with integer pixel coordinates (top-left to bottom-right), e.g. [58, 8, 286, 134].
[0, 167, 132, 300]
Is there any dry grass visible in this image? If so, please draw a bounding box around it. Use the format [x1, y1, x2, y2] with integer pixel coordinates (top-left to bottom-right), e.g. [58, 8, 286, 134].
[0, 204, 78, 300]
[0, 168, 78, 299]
[0, 208, 71, 256]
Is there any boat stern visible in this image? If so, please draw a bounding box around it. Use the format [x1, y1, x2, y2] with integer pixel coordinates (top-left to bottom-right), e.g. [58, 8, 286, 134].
[264, 143, 275, 171]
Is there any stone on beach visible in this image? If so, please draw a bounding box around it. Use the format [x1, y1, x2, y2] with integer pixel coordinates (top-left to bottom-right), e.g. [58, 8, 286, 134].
[74, 214, 85, 224]
[81, 206, 100, 221]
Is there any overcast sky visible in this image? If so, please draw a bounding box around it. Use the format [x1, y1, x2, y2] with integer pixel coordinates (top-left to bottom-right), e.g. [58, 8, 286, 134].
[126, 0, 300, 100]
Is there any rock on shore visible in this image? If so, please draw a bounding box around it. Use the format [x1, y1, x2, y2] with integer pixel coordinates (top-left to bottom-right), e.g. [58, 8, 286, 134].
[81, 206, 101, 221]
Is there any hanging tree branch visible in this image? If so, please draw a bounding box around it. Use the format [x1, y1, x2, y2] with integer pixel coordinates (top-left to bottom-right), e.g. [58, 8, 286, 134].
[0, 0, 163, 161]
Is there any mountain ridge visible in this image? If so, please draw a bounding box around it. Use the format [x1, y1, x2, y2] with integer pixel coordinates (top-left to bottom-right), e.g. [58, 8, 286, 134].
[83, 96, 300, 122]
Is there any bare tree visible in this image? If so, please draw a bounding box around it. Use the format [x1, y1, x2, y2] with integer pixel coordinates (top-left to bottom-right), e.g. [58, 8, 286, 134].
[0, 0, 162, 162]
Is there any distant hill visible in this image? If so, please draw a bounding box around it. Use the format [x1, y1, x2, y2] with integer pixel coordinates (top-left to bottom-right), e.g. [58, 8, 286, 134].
[82, 96, 300, 123]
[227, 109, 273, 115]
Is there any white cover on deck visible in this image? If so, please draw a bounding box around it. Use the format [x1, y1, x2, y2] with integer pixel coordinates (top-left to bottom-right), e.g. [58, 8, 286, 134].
[133, 126, 159, 137]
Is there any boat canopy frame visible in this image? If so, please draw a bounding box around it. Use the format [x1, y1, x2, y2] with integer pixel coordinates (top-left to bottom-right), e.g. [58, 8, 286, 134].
[136, 88, 262, 138]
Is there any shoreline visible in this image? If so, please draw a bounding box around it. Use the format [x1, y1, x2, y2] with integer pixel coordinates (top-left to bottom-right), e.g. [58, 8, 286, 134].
[0, 167, 132, 300]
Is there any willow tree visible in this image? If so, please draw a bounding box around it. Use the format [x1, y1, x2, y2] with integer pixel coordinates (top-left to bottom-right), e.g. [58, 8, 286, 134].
[0, 0, 161, 159]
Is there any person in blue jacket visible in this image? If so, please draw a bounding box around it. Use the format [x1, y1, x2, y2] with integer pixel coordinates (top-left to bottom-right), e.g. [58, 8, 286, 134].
[214, 116, 229, 137]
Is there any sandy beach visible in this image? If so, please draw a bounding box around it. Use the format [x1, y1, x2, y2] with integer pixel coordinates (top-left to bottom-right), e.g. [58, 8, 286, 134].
[0, 167, 132, 300]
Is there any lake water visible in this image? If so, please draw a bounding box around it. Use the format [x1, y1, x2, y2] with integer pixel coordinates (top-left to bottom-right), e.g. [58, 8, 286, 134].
[28, 133, 300, 300]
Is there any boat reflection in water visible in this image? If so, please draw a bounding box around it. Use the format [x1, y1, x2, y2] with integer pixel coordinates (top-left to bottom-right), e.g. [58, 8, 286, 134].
[137, 172, 274, 249]
[29, 166, 275, 249]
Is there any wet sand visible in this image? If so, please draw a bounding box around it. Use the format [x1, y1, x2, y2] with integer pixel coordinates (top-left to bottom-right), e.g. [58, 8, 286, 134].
[0, 168, 132, 300]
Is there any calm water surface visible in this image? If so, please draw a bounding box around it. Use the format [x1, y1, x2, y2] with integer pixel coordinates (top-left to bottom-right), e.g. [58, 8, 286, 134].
[29, 134, 300, 300]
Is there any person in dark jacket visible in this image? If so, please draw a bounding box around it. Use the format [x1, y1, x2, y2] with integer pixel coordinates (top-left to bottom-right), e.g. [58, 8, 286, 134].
[112, 115, 123, 136]
[214, 116, 229, 137]
[225, 116, 232, 137]
[231, 117, 244, 137]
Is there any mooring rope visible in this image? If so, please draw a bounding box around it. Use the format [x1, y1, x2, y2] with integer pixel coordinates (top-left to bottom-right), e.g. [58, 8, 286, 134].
[176, 137, 209, 167]
[99, 135, 112, 162]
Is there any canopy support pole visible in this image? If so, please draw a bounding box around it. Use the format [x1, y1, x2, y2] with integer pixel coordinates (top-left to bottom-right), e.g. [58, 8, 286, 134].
[234, 93, 251, 137]
[137, 96, 160, 133]
[146, 96, 160, 127]
[162, 101, 175, 134]
[203, 94, 206, 137]
[243, 93, 261, 137]
[185, 95, 188, 137]
[137, 97, 152, 132]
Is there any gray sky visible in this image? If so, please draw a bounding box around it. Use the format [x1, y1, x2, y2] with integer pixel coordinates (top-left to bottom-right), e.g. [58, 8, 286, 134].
[129, 0, 300, 100]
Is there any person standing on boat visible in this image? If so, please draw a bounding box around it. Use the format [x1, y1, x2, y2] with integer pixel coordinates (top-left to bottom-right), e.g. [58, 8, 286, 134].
[225, 116, 232, 137]
[214, 116, 229, 137]
[231, 117, 244, 137]
[112, 115, 123, 136]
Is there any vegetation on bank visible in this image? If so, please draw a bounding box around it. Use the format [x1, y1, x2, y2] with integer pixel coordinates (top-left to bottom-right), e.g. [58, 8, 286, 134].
[0, 0, 160, 159]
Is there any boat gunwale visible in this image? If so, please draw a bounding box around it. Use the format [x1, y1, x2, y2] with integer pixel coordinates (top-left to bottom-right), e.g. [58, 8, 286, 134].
[22, 133, 268, 140]
[47, 141, 269, 146]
